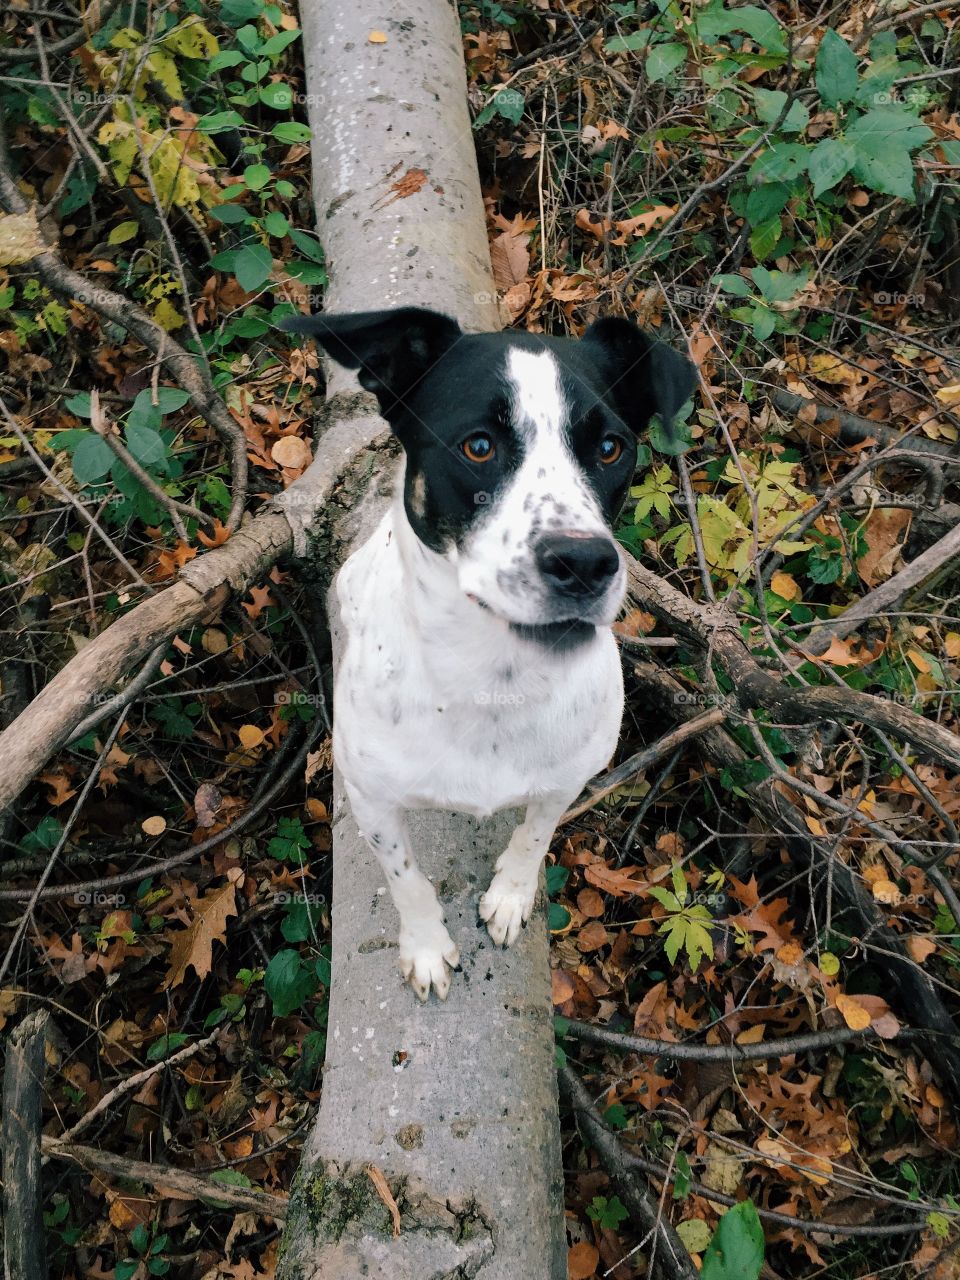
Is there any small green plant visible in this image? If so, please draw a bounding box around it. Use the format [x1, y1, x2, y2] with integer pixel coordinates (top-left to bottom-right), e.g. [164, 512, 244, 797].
[649, 864, 715, 972]
[587, 1194, 630, 1230]
[117, 1223, 171, 1279]
[268, 815, 311, 863]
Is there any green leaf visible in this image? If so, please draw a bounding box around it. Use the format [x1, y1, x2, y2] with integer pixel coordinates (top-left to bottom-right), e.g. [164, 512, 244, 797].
[261, 29, 302, 56]
[696, 3, 786, 54]
[196, 109, 245, 134]
[289, 228, 325, 262]
[744, 182, 789, 226]
[749, 216, 781, 261]
[649, 886, 682, 913]
[846, 106, 933, 201]
[700, 1200, 764, 1280]
[285, 260, 328, 286]
[264, 210, 290, 237]
[548, 902, 571, 932]
[647, 42, 686, 84]
[71, 434, 115, 484]
[108, 220, 140, 246]
[808, 137, 855, 196]
[264, 949, 318, 1016]
[604, 31, 653, 52]
[751, 88, 808, 133]
[752, 307, 776, 341]
[65, 392, 93, 418]
[146, 1033, 190, 1062]
[747, 142, 808, 183]
[208, 49, 246, 71]
[233, 242, 274, 291]
[545, 864, 569, 896]
[259, 80, 293, 110]
[126, 423, 169, 472]
[272, 121, 312, 143]
[714, 273, 752, 298]
[673, 1150, 692, 1199]
[243, 163, 272, 191]
[815, 29, 858, 108]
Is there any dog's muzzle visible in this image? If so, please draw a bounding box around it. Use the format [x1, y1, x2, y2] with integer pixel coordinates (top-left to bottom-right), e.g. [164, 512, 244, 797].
[534, 532, 621, 601]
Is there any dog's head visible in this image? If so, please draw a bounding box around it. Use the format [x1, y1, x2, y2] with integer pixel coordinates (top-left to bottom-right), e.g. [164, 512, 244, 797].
[280, 307, 696, 645]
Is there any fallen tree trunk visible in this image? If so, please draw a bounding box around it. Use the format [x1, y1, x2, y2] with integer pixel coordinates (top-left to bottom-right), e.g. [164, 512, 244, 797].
[274, 4, 565, 1278]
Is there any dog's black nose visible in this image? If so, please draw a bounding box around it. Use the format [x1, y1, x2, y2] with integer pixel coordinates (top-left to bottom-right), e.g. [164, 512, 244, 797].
[535, 533, 620, 596]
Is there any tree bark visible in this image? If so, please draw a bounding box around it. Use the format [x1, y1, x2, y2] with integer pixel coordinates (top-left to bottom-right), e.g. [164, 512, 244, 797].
[2, 1010, 48, 1280]
[275, 3, 565, 1278]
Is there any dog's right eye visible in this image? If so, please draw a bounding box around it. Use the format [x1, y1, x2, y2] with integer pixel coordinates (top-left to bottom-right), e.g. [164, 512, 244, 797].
[462, 434, 496, 463]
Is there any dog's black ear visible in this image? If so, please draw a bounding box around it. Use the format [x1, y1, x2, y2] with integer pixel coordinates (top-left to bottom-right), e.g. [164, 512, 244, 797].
[581, 316, 697, 440]
[278, 307, 462, 422]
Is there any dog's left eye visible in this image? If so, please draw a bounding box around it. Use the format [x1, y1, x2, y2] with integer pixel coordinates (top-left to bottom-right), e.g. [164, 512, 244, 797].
[599, 436, 624, 465]
[462, 434, 496, 463]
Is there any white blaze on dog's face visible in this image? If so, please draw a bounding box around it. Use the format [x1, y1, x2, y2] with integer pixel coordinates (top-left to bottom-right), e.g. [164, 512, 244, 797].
[279, 307, 697, 646]
[452, 346, 627, 634]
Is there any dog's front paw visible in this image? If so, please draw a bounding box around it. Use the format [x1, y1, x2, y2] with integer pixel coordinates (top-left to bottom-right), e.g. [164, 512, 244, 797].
[479, 874, 538, 947]
[398, 921, 461, 1001]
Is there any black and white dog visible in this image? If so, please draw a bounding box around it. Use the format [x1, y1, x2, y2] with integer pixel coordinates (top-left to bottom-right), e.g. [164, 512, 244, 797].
[281, 307, 695, 999]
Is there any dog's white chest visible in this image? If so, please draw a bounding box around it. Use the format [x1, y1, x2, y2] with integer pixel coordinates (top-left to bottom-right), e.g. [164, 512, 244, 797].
[333, 509, 624, 817]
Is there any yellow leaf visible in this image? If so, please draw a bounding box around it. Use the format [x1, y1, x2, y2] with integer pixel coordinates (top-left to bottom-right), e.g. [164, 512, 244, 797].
[736, 1023, 768, 1044]
[153, 298, 185, 332]
[818, 951, 840, 976]
[0, 209, 43, 266]
[201, 628, 229, 655]
[770, 571, 800, 601]
[238, 724, 264, 749]
[934, 381, 960, 406]
[945, 632, 960, 659]
[804, 814, 826, 836]
[906, 647, 931, 674]
[926, 1084, 945, 1108]
[907, 935, 937, 964]
[835, 993, 871, 1031]
[142, 815, 166, 836]
[818, 636, 861, 666]
[871, 879, 900, 904]
[161, 17, 220, 59]
[368, 29, 388, 42]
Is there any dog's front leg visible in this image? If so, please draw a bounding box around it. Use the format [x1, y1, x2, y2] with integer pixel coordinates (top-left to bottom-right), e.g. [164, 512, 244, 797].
[346, 784, 460, 1000]
[479, 794, 570, 947]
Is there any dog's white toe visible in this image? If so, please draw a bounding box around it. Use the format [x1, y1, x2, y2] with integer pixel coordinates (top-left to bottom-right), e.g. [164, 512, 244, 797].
[479, 875, 538, 947]
[398, 923, 460, 1000]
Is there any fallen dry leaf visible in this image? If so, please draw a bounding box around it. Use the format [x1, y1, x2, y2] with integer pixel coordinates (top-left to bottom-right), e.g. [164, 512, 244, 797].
[162, 882, 238, 988]
[567, 1241, 599, 1280]
[0, 209, 43, 265]
[142, 815, 166, 836]
[835, 993, 872, 1031]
